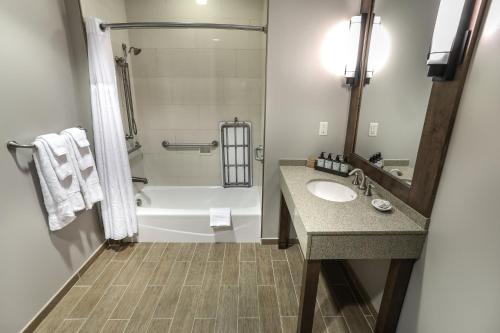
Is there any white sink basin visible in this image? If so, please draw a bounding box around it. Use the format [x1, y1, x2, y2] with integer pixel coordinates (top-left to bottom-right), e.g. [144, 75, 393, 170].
[306, 180, 357, 202]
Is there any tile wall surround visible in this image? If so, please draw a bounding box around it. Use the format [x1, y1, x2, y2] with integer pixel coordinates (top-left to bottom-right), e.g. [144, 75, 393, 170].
[123, 0, 268, 186]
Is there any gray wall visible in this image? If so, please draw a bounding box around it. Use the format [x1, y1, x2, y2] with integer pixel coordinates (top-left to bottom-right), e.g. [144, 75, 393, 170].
[262, 0, 359, 238]
[356, 0, 439, 166]
[353, 2, 500, 331]
[0, 1, 104, 332]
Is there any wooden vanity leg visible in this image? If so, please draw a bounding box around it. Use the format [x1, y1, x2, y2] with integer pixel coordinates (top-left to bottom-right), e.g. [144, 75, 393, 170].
[278, 193, 291, 249]
[297, 259, 321, 333]
[375, 259, 416, 333]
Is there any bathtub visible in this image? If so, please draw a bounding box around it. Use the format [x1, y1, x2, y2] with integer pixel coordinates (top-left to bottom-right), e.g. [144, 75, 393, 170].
[135, 186, 261, 242]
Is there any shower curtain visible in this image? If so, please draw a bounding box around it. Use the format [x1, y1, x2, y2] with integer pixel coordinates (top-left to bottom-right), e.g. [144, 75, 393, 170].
[85, 17, 137, 240]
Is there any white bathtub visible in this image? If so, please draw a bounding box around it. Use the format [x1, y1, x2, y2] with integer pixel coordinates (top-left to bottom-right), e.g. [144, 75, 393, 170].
[135, 186, 261, 242]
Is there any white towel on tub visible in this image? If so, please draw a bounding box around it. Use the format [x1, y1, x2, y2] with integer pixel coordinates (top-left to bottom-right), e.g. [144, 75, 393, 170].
[210, 208, 231, 227]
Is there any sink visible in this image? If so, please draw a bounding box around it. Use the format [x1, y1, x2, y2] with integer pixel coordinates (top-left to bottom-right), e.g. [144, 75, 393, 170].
[306, 180, 357, 202]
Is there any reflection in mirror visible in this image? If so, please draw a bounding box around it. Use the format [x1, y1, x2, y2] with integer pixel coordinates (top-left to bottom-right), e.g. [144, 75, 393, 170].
[355, 0, 440, 186]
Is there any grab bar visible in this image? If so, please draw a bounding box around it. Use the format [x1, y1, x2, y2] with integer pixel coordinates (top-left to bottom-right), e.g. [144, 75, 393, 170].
[161, 140, 219, 149]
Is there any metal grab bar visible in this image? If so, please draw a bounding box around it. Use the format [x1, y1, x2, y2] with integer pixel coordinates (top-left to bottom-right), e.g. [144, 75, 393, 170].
[132, 176, 148, 184]
[161, 140, 219, 149]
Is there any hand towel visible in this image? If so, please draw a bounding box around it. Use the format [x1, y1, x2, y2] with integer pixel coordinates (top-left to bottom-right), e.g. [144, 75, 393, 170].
[61, 130, 103, 210]
[61, 128, 93, 170]
[37, 134, 73, 181]
[209, 208, 232, 227]
[33, 139, 85, 231]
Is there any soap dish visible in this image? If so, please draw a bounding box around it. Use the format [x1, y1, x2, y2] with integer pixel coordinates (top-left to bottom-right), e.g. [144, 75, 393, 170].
[371, 199, 392, 212]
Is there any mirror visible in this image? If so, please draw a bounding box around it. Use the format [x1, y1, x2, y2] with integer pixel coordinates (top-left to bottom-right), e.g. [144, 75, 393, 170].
[354, 0, 440, 186]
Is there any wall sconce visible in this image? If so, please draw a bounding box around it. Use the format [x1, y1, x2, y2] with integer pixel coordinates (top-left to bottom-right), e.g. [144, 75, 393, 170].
[366, 16, 390, 83]
[344, 16, 362, 86]
[427, 0, 474, 80]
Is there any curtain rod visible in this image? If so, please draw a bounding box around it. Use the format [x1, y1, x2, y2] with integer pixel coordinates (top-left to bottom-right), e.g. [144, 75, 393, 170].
[99, 22, 267, 33]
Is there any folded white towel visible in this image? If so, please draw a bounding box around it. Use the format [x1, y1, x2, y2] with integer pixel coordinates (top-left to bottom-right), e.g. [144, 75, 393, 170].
[61, 128, 93, 170]
[33, 138, 85, 231]
[209, 208, 232, 227]
[61, 130, 103, 210]
[37, 134, 73, 181]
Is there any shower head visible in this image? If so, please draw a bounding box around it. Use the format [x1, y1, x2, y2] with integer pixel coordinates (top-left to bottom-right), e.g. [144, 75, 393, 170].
[128, 47, 142, 56]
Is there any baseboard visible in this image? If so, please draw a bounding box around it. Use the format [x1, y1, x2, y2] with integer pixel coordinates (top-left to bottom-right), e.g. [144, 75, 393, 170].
[340, 260, 378, 317]
[260, 238, 299, 245]
[21, 241, 108, 333]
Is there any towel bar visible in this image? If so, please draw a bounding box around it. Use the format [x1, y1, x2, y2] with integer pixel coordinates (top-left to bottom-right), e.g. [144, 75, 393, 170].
[6, 127, 88, 150]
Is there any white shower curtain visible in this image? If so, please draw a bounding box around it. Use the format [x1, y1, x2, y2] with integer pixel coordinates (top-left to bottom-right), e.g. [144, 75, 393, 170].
[85, 17, 137, 240]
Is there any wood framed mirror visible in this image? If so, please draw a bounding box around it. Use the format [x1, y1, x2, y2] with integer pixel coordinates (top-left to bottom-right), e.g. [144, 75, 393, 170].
[344, 0, 488, 217]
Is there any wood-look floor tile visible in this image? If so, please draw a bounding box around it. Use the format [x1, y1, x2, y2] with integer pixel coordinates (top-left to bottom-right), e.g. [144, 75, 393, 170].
[113, 243, 138, 261]
[147, 319, 172, 332]
[55, 319, 85, 332]
[330, 285, 372, 333]
[144, 243, 167, 262]
[153, 261, 190, 318]
[79, 285, 127, 333]
[258, 285, 281, 333]
[324, 317, 350, 333]
[269, 245, 287, 261]
[176, 243, 197, 261]
[114, 243, 152, 285]
[69, 261, 125, 318]
[208, 243, 225, 261]
[185, 243, 210, 285]
[256, 245, 274, 285]
[124, 286, 162, 333]
[76, 249, 114, 286]
[240, 243, 256, 261]
[35, 286, 89, 333]
[317, 272, 341, 316]
[101, 319, 129, 333]
[238, 261, 258, 317]
[221, 243, 239, 285]
[196, 261, 223, 318]
[238, 318, 259, 333]
[192, 319, 215, 333]
[169, 286, 200, 332]
[273, 260, 298, 316]
[286, 245, 303, 285]
[281, 316, 298, 332]
[149, 243, 182, 285]
[111, 262, 158, 319]
[366, 314, 376, 330]
[215, 285, 238, 333]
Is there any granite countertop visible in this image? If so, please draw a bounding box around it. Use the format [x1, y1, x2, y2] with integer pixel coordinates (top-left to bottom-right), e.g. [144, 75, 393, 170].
[280, 166, 426, 236]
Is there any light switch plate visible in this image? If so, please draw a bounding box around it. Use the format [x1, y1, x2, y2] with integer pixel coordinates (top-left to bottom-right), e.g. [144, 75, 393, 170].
[369, 122, 379, 136]
[319, 122, 328, 136]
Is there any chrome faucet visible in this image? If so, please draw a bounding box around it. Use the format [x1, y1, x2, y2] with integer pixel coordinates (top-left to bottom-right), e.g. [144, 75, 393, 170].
[349, 168, 367, 190]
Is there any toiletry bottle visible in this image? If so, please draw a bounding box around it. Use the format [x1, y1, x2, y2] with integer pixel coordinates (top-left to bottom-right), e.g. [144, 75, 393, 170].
[324, 153, 333, 169]
[340, 159, 349, 174]
[316, 152, 326, 168]
[332, 155, 341, 172]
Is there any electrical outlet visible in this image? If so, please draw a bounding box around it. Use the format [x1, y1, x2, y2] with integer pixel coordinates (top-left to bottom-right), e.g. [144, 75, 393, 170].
[369, 122, 379, 136]
[319, 122, 328, 136]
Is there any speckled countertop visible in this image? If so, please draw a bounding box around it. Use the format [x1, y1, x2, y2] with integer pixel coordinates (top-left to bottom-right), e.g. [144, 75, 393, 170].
[280, 166, 426, 236]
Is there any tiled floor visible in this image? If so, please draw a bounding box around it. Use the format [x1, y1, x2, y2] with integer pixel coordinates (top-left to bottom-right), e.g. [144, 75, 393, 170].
[34, 243, 376, 333]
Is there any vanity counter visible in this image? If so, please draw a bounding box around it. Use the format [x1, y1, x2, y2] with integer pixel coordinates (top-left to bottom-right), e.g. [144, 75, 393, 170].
[279, 165, 427, 260]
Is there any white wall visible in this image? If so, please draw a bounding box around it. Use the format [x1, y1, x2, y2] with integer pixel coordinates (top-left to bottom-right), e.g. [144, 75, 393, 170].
[262, 0, 359, 237]
[352, 2, 500, 331]
[0, 0, 104, 331]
